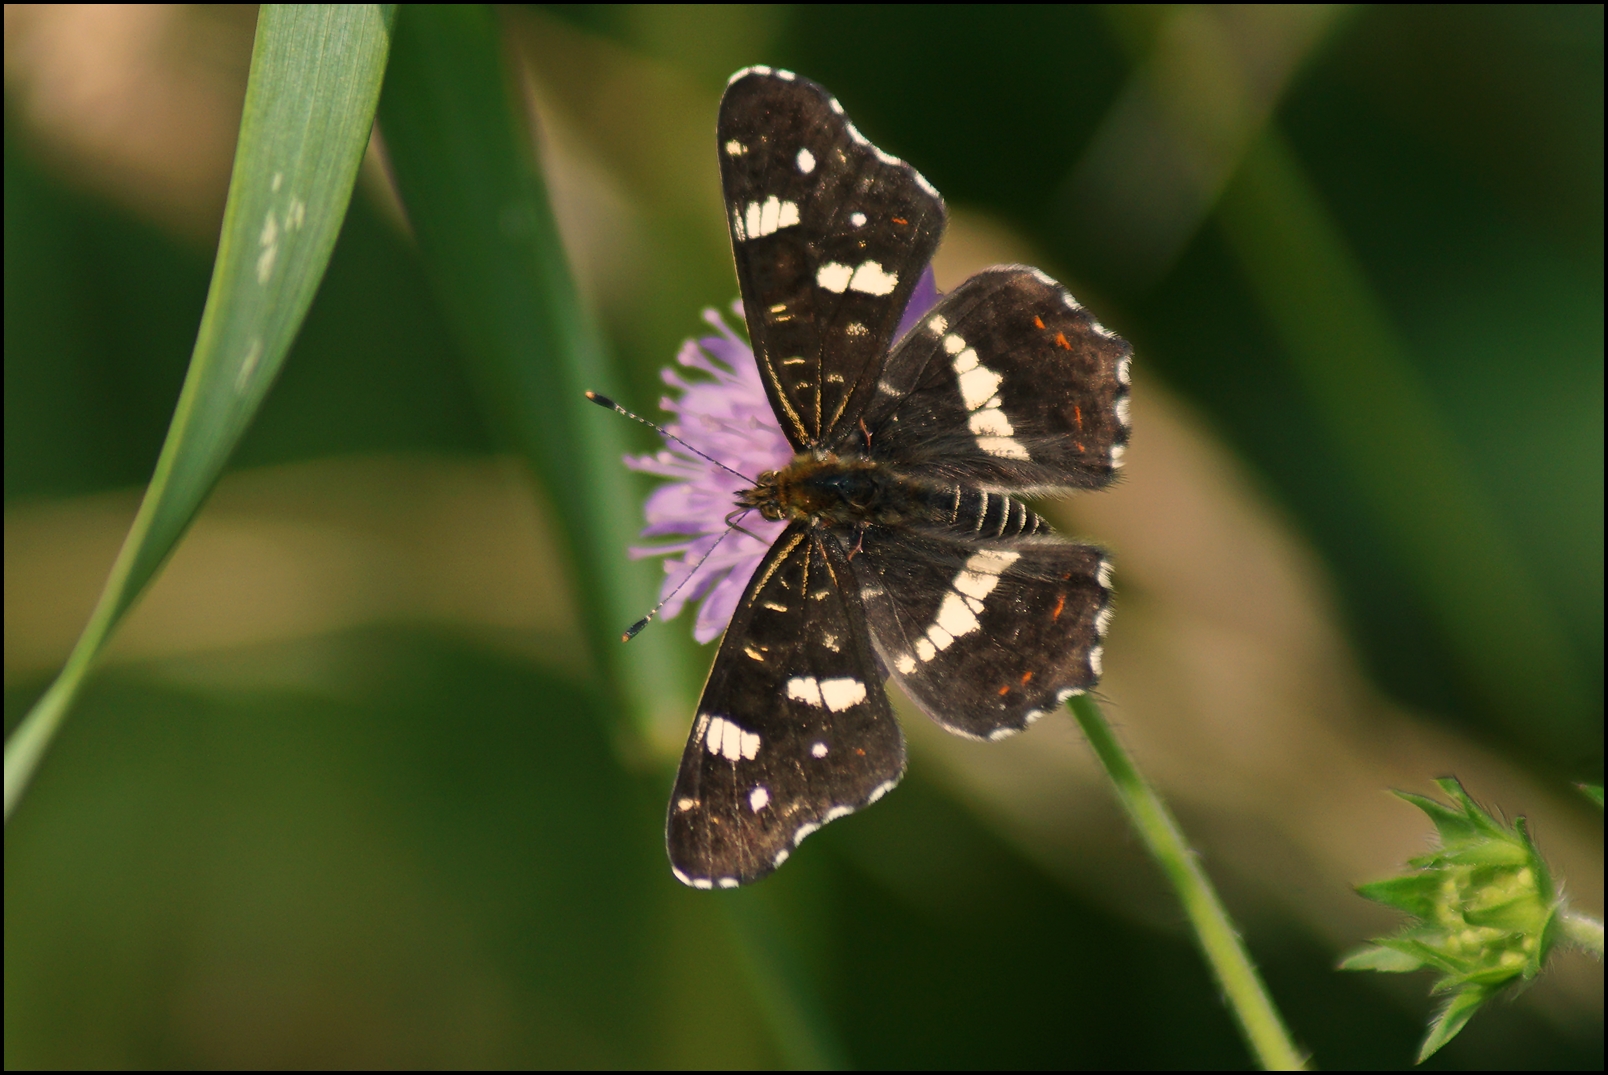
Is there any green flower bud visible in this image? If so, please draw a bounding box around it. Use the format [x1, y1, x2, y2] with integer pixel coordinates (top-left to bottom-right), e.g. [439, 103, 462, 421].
[1340, 778, 1560, 1062]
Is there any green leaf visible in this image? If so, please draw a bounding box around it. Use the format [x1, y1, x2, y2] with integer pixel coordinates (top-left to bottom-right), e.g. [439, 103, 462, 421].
[1576, 783, 1604, 809]
[375, 5, 694, 745]
[4, 4, 396, 822]
[1355, 874, 1443, 918]
[1338, 945, 1425, 973]
[1393, 789, 1481, 844]
[1416, 988, 1492, 1063]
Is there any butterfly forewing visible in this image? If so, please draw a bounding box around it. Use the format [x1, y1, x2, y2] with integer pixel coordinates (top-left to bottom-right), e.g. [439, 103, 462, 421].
[850, 530, 1113, 740]
[859, 267, 1132, 491]
[668, 523, 906, 887]
[719, 68, 946, 449]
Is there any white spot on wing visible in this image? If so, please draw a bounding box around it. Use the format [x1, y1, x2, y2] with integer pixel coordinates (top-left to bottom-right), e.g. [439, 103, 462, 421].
[693, 878, 713, 890]
[819, 677, 866, 711]
[672, 866, 692, 885]
[793, 821, 821, 845]
[718, 878, 740, 889]
[894, 653, 917, 675]
[776, 69, 796, 81]
[988, 727, 1018, 741]
[823, 805, 854, 822]
[811, 741, 829, 758]
[969, 409, 1014, 437]
[850, 211, 867, 227]
[1110, 443, 1127, 469]
[914, 171, 940, 197]
[759, 196, 781, 236]
[749, 787, 770, 812]
[928, 315, 948, 336]
[745, 201, 761, 241]
[1116, 396, 1131, 427]
[868, 780, 897, 803]
[1097, 559, 1114, 589]
[1117, 356, 1132, 386]
[957, 367, 1004, 410]
[787, 676, 824, 707]
[943, 333, 966, 355]
[1089, 645, 1105, 677]
[848, 261, 899, 295]
[774, 849, 790, 866]
[796, 147, 816, 173]
[1095, 606, 1114, 638]
[915, 638, 937, 662]
[725, 139, 746, 156]
[816, 262, 852, 293]
[978, 437, 1031, 459]
[778, 200, 800, 229]
[1057, 687, 1084, 703]
[925, 622, 955, 651]
[677, 797, 696, 812]
[704, 715, 761, 761]
[934, 593, 980, 639]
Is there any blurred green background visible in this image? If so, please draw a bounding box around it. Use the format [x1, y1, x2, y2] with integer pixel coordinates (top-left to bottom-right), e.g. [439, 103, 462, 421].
[5, 4, 1601, 1068]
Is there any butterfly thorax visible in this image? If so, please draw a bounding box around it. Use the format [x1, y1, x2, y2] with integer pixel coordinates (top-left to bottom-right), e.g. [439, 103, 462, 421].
[737, 451, 1049, 539]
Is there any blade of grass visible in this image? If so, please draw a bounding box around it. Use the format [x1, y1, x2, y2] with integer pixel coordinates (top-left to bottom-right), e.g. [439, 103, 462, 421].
[375, 5, 695, 744]
[1069, 694, 1308, 1070]
[1216, 129, 1592, 759]
[4, 4, 396, 822]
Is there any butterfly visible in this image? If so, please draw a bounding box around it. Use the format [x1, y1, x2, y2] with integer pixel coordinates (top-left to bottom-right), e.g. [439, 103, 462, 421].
[666, 67, 1131, 888]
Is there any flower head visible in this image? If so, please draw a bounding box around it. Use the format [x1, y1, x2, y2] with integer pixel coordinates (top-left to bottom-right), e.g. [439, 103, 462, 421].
[627, 267, 941, 643]
[1340, 777, 1563, 1062]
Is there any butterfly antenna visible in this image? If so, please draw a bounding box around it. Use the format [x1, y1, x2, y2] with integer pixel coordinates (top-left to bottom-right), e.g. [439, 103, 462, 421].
[585, 391, 757, 485]
[622, 523, 740, 641]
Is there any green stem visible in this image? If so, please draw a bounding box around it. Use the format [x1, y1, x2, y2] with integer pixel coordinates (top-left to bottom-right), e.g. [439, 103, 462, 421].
[1558, 908, 1604, 957]
[1069, 694, 1307, 1070]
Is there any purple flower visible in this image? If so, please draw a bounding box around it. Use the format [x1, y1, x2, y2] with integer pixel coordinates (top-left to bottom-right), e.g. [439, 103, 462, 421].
[627, 267, 942, 643]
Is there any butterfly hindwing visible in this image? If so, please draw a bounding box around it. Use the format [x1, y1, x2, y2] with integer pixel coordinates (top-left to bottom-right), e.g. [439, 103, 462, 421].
[850, 529, 1113, 741]
[858, 267, 1132, 491]
[667, 523, 906, 887]
[719, 68, 946, 450]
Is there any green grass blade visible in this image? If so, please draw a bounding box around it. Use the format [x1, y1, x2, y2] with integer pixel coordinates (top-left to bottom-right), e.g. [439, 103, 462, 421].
[4, 4, 396, 821]
[375, 5, 695, 741]
[1216, 130, 1592, 756]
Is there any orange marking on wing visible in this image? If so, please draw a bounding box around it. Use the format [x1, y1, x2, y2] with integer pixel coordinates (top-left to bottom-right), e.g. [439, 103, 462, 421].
[855, 748, 866, 756]
[1073, 404, 1083, 430]
[1055, 332, 1071, 350]
[1074, 441, 1085, 453]
[1052, 593, 1066, 620]
[997, 684, 1011, 697]
[891, 217, 908, 225]
[1020, 670, 1034, 685]
[1033, 315, 1045, 330]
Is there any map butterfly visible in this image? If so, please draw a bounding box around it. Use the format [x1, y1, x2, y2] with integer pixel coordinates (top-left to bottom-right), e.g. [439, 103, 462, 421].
[664, 68, 1131, 888]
